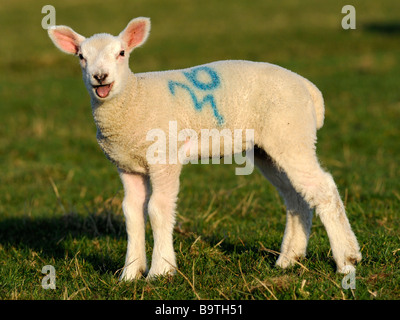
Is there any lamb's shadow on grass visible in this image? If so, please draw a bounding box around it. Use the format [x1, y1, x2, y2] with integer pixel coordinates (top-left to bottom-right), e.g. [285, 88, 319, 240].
[1, 212, 293, 276]
[0, 211, 126, 274]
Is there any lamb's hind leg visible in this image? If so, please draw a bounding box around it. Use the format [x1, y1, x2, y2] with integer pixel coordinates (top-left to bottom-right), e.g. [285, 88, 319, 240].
[254, 149, 313, 268]
[267, 149, 362, 273]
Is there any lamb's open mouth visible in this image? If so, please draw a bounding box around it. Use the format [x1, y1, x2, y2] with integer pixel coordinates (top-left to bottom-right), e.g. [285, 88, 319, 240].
[93, 82, 114, 98]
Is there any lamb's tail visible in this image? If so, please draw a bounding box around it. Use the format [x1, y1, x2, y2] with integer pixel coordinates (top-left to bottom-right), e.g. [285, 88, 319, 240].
[303, 79, 325, 130]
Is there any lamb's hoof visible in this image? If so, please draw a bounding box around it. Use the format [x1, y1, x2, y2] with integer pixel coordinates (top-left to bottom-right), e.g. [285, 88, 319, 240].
[337, 264, 356, 274]
[119, 266, 147, 282]
[276, 254, 298, 269]
[147, 265, 176, 280]
[336, 251, 362, 274]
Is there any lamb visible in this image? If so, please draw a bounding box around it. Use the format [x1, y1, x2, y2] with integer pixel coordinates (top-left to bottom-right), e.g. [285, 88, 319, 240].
[48, 17, 362, 280]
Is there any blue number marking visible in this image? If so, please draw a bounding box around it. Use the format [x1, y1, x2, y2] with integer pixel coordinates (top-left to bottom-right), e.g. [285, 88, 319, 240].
[168, 81, 224, 125]
[183, 66, 220, 91]
[168, 66, 224, 125]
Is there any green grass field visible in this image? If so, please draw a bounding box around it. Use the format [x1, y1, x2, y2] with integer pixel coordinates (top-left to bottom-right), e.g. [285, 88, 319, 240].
[0, 0, 399, 300]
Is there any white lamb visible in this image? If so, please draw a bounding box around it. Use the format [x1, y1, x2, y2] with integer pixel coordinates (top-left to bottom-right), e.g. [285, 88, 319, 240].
[48, 17, 361, 280]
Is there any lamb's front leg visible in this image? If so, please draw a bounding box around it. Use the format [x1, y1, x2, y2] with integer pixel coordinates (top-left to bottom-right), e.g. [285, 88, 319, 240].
[119, 171, 150, 281]
[147, 164, 181, 278]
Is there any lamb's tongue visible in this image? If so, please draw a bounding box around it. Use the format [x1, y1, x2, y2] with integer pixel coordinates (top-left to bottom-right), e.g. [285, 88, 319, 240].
[96, 84, 111, 98]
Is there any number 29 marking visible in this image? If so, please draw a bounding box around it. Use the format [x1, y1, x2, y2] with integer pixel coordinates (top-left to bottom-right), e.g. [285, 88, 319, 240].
[168, 66, 224, 125]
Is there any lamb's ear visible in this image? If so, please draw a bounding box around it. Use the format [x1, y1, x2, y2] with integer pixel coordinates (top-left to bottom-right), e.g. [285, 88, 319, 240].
[48, 26, 86, 55]
[119, 17, 151, 53]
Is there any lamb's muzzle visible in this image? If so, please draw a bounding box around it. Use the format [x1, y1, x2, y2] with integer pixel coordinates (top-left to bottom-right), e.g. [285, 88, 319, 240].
[93, 82, 114, 98]
[93, 73, 109, 83]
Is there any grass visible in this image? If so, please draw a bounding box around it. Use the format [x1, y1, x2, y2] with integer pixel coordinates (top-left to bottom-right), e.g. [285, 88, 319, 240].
[1, 0, 399, 300]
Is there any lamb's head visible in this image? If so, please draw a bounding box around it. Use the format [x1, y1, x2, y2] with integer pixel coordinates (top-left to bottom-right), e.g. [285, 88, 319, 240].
[48, 17, 150, 101]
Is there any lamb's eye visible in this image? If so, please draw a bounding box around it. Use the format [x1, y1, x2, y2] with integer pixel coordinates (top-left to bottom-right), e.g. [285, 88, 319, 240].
[119, 50, 125, 57]
[78, 53, 84, 60]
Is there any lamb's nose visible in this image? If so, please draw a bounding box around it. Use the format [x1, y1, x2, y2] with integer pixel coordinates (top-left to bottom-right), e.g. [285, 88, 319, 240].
[93, 73, 108, 83]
